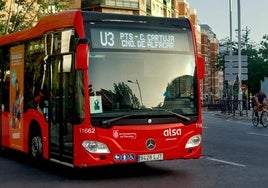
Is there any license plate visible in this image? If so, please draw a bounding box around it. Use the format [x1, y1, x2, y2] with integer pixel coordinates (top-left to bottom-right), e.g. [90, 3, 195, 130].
[137, 153, 164, 162]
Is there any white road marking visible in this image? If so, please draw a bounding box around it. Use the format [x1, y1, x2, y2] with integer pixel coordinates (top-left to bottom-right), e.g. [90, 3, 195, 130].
[247, 132, 268, 137]
[202, 156, 246, 167]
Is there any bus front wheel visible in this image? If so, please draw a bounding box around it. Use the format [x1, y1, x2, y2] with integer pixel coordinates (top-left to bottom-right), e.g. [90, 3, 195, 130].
[29, 133, 43, 159]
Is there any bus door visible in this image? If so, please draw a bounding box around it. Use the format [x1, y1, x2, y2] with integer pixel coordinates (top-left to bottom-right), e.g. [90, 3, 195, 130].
[0, 48, 9, 147]
[0, 49, 3, 146]
[46, 31, 75, 163]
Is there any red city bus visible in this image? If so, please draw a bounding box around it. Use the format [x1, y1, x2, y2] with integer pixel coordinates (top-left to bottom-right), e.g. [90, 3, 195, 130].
[0, 10, 204, 167]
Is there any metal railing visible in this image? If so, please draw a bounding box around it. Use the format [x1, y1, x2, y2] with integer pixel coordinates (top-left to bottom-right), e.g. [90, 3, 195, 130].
[220, 99, 249, 116]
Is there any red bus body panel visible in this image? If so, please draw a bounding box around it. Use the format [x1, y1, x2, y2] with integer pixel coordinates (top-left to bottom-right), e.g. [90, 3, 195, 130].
[73, 122, 202, 167]
[0, 10, 85, 158]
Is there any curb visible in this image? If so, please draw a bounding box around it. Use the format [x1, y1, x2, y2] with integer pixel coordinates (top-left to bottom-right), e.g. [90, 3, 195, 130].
[204, 110, 251, 122]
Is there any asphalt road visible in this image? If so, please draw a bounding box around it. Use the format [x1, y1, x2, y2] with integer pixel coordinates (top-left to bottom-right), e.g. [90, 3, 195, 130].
[0, 111, 268, 188]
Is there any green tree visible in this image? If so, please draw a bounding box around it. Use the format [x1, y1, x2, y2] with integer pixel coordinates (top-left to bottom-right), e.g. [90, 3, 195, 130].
[114, 82, 140, 109]
[240, 28, 262, 95]
[0, 0, 6, 34]
[0, 0, 70, 35]
[218, 27, 264, 97]
[255, 35, 268, 93]
[216, 37, 230, 71]
[259, 35, 268, 62]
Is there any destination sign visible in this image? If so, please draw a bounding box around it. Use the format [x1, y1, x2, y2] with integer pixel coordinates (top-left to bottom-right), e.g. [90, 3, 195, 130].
[90, 28, 190, 52]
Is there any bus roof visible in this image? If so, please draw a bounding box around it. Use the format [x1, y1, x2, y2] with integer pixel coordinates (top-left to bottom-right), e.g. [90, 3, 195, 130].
[0, 10, 84, 47]
[0, 10, 193, 47]
[82, 11, 191, 28]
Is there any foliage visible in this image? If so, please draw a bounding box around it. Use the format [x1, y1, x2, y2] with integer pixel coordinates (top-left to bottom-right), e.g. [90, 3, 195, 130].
[113, 82, 140, 109]
[0, 0, 5, 11]
[240, 29, 263, 95]
[216, 37, 230, 71]
[259, 35, 268, 63]
[0, 0, 70, 35]
[0, 0, 5, 34]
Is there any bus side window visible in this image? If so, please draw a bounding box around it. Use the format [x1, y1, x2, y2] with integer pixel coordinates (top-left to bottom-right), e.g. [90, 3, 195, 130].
[1, 48, 10, 111]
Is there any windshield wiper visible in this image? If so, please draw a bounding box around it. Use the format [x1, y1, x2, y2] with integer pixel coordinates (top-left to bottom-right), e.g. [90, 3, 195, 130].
[101, 109, 190, 126]
[101, 114, 136, 126]
[152, 108, 190, 121]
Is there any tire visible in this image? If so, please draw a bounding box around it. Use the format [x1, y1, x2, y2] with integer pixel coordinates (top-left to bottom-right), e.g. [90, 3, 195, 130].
[261, 111, 268, 127]
[252, 110, 259, 127]
[29, 134, 43, 159]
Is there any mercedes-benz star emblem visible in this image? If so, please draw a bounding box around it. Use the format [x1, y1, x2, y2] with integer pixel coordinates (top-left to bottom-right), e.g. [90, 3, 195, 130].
[146, 138, 156, 150]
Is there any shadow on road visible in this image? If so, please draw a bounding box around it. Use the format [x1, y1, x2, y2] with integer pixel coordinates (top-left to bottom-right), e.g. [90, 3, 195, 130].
[0, 149, 184, 180]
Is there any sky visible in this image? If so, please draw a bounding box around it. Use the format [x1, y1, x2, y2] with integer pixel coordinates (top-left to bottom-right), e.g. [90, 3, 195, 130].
[187, 0, 268, 43]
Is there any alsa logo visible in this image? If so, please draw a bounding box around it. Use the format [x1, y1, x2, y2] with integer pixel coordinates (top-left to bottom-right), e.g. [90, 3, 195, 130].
[163, 128, 182, 137]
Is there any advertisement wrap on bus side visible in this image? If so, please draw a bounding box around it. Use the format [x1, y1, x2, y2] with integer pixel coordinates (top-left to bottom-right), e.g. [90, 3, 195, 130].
[9, 45, 24, 151]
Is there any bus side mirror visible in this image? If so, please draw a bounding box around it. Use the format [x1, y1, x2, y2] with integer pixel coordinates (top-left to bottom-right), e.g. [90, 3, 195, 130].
[197, 56, 204, 79]
[75, 38, 89, 70]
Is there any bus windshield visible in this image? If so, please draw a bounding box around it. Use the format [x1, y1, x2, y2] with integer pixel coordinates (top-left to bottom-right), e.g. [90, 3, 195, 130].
[86, 21, 197, 126]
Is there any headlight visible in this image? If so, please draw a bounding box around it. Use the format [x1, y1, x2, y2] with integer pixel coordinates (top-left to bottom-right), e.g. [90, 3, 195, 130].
[82, 140, 110, 154]
[185, 134, 201, 148]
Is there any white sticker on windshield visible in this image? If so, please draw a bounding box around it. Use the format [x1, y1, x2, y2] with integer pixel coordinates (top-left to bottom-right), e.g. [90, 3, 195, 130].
[90, 96, 103, 114]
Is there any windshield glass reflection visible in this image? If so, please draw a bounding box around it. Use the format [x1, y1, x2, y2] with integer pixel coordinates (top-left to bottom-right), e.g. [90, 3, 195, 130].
[89, 51, 197, 119]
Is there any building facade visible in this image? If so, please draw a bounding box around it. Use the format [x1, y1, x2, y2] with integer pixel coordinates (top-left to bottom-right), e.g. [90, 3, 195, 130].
[200, 24, 222, 102]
